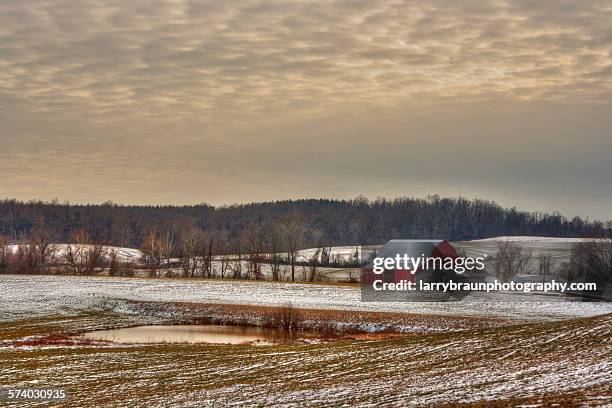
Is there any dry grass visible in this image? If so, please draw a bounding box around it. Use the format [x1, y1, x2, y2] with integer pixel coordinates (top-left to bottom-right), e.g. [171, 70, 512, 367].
[129, 300, 507, 335]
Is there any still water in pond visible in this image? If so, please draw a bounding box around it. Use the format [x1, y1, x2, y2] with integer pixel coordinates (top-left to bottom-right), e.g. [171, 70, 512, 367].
[82, 325, 317, 345]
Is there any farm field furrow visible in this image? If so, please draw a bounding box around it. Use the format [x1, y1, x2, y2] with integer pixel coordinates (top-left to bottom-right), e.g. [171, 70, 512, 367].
[0, 313, 609, 407]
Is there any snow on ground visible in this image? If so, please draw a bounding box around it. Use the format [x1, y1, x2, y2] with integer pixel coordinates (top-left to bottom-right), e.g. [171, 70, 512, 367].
[298, 236, 606, 263]
[453, 236, 608, 277]
[7, 243, 365, 265]
[7, 244, 143, 263]
[1, 237, 609, 407]
[0, 274, 610, 324]
[202, 260, 358, 282]
[1, 310, 609, 407]
[454, 236, 606, 256]
[295, 245, 363, 263]
[469, 236, 601, 243]
[0, 237, 612, 320]
[469, 235, 598, 244]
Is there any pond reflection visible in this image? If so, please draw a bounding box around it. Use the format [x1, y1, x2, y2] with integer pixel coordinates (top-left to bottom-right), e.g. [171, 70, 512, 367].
[81, 324, 319, 345]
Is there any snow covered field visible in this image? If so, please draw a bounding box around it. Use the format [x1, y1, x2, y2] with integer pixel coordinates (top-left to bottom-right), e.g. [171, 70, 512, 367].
[1, 237, 609, 407]
[7, 244, 144, 263]
[7, 244, 365, 265]
[0, 298, 609, 407]
[455, 236, 600, 263]
[1, 274, 610, 324]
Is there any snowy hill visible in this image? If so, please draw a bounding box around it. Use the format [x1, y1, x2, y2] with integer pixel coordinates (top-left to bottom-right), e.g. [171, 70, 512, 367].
[7, 244, 144, 263]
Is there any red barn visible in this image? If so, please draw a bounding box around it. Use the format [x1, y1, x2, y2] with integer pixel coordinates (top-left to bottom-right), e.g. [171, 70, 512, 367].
[362, 239, 459, 284]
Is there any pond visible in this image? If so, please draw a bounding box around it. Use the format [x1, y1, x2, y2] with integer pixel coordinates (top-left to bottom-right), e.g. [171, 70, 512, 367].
[81, 324, 321, 345]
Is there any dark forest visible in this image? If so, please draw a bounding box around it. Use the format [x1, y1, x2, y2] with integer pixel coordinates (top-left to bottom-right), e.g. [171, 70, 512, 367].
[1, 195, 609, 248]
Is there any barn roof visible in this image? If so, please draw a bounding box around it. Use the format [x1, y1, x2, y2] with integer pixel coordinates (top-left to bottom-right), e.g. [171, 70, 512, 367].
[366, 239, 459, 269]
[376, 239, 446, 258]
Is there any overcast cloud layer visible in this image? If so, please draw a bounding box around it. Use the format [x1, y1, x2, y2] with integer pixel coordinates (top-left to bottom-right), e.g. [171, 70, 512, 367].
[0, 0, 611, 219]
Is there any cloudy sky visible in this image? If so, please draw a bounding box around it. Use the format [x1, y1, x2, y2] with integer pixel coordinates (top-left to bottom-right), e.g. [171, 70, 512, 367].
[1, 0, 611, 219]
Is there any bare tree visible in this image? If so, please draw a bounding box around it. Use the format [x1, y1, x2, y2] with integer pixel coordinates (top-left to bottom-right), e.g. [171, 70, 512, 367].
[308, 248, 321, 282]
[107, 249, 134, 277]
[142, 228, 165, 277]
[64, 230, 87, 275]
[63, 230, 108, 275]
[179, 225, 202, 278]
[86, 243, 107, 275]
[320, 245, 332, 266]
[216, 229, 230, 279]
[281, 212, 305, 282]
[29, 222, 58, 273]
[228, 231, 245, 279]
[490, 241, 534, 282]
[63, 237, 85, 275]
[161, 229, 174, 276]
[270, 302, 303, 330]
[198, 231, 216, 279]
[568, 239, 612, 298]
[0, 234, 10, 273]
[268, 223, 283, 281]
[108, 249, 119, 276]
[15, 243, 39, 274]
[537, 254, 553, 282]
[244, 224, 265, 280]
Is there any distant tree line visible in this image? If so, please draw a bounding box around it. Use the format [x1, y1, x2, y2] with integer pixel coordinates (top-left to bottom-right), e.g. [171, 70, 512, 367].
[0, 195, 609, 249]
[0, 196, 610, 285]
